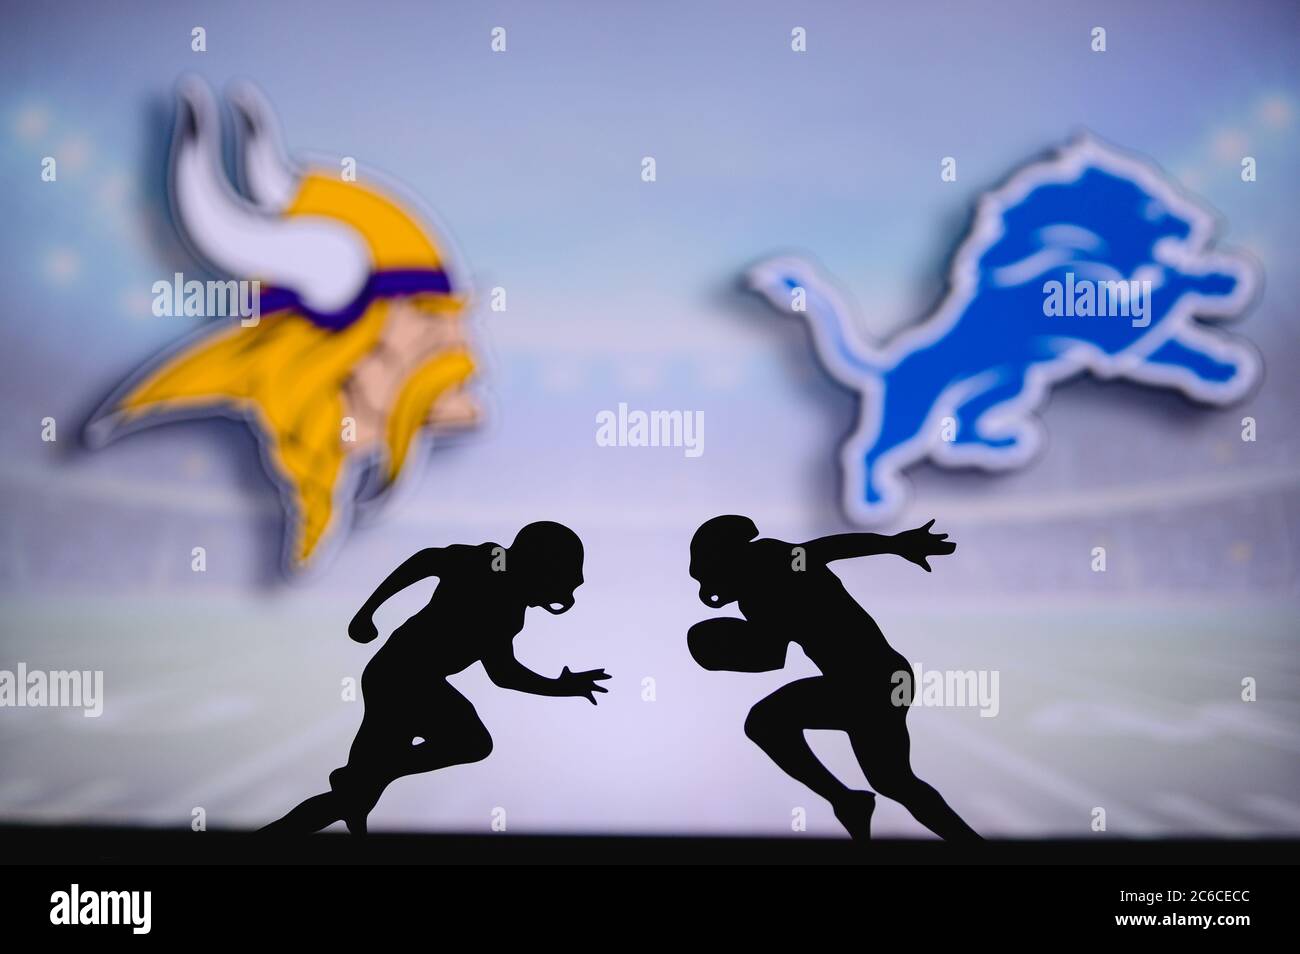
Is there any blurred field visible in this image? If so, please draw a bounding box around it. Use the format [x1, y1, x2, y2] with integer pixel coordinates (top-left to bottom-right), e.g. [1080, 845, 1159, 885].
[1, 594, 1295, 838]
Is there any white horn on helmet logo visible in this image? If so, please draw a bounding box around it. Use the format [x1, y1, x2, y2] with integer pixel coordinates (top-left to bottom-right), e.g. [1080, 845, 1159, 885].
[170, 76, 370, 315]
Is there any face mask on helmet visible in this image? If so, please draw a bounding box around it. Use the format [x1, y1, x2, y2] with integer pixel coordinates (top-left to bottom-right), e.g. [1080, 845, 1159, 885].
[541, 592, 576, 615]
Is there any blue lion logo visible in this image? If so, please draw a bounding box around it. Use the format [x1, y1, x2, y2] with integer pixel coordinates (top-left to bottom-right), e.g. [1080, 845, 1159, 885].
[748, 134, 1261, 522]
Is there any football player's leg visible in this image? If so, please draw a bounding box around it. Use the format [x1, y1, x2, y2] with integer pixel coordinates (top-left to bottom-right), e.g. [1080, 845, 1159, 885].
[394, 684, 494, 779]
[263, 695, 400, 834]
[263, 710, 402, 835]
[746, 678, 878, 838]
[744, 678, 864, 796]
[852, 708, 981, 842]
[260, 790, 345, 833]
[331, 683, 493, 833]
[330, 710, 408, 835]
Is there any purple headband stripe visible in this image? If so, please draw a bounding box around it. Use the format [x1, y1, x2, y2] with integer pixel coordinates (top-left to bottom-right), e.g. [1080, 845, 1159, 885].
[258, 268, 454, 331]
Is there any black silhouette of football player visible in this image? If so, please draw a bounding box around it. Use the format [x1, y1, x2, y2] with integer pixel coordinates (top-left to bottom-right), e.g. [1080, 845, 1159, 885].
[687, 515, 980, 842]
[264, 521, 609, 835]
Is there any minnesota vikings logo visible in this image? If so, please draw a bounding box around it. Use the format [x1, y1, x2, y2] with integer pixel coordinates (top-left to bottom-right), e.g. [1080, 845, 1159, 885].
[748, 134, 1261, 523]
[87, 78, 480, 571]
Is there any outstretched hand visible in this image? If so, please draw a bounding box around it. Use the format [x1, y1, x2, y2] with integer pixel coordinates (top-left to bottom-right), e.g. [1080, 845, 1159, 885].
[559, 666, 611, 704]
[893, 519, 955, 572]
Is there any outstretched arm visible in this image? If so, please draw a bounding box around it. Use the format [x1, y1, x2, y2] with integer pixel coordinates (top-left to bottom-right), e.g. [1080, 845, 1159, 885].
[803, 519, 955, 572]
[348, 547, 445, 642]
[481, 648, 611, 704]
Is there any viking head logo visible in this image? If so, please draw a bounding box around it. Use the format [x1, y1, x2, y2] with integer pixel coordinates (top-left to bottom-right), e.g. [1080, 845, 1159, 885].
[88, 78, 480, 570]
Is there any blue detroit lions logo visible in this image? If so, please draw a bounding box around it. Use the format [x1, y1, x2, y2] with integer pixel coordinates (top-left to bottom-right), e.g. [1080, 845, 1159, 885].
[748, 134, 1261, 523]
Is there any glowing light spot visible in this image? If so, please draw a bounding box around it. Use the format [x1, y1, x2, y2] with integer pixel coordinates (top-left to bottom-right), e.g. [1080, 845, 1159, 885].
[15, 106, 50, 142]
[58, 135, 92, 172]
[45, 248, 80, 283]
[1211, 130, 1250, 164]
[1258, 96, 1293, 129]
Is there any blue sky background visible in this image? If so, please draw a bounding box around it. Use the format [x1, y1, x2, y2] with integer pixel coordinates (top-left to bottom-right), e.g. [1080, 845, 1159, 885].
[0, 0, 1297, 837]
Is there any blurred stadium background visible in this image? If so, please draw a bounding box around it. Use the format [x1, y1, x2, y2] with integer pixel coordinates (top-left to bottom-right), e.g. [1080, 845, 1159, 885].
[0, 0, 1296, 837]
